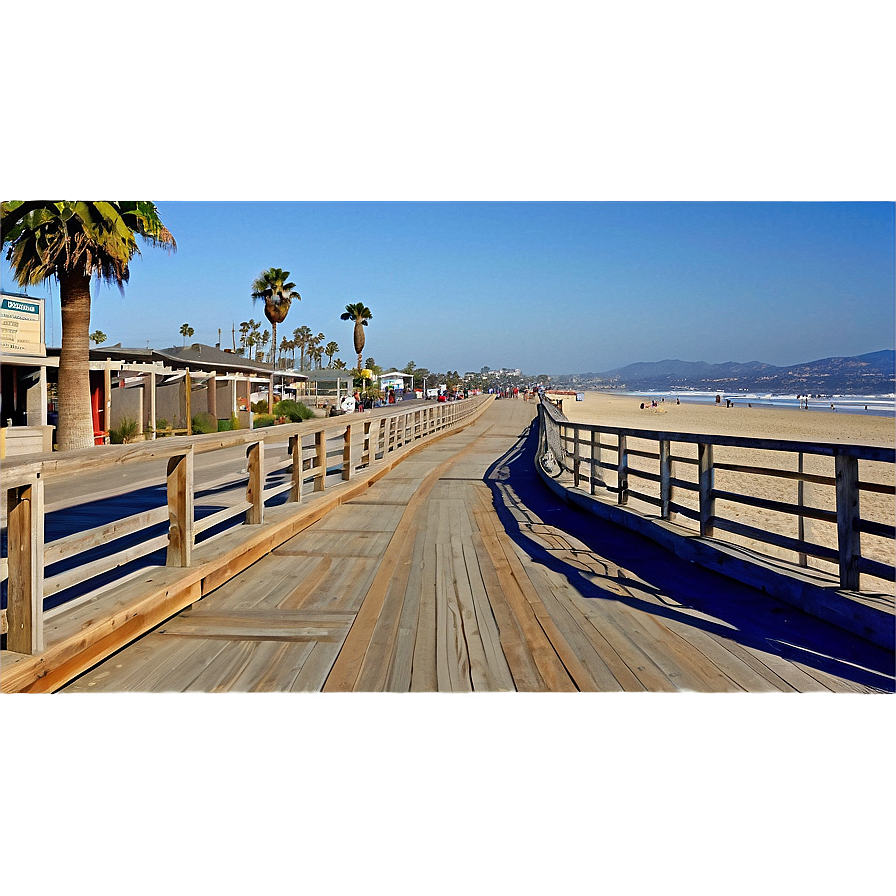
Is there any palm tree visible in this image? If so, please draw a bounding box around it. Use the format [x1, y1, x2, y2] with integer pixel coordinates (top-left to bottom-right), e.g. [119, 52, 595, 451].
[1, 201, 175, 451]
[180, 323, 194, 346]
[340, 302, 372, 371]
[325, 341, 339, 366]
[293, 325, 313, 371]
[279, 335, 290, 369]
[89, 330, 107, 346]
[238, 320, 251, 353]
[333, 358, 347, 370]
[251, 267, 300, 388]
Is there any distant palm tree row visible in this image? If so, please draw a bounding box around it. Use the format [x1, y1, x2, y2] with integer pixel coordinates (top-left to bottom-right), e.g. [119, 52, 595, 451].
[236, 295, 372, 377]
[234, 320, 345, 371]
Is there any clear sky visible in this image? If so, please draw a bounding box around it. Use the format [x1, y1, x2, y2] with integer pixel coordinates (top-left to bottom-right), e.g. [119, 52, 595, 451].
[5, 6, 895, 379]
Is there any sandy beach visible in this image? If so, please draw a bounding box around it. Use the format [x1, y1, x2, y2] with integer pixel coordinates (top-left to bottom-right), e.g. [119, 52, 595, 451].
[548, 391, 895, 593]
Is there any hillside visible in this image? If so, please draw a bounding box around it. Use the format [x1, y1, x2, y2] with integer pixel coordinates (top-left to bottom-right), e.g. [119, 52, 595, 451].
[570, 350, 895, 394]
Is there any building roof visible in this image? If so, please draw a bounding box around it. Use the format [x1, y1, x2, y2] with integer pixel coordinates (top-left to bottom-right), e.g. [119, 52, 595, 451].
[154, 344, 276, 375]
[300, 368, 354, 383]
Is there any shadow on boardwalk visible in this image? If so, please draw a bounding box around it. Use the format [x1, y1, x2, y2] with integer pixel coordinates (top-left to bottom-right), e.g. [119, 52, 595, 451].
[483, 422, 896, 693]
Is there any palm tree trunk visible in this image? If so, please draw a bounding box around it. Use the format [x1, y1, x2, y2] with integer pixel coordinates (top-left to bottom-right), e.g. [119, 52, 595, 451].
[269, 320, 278, 413]
[57, 269, 95, 451]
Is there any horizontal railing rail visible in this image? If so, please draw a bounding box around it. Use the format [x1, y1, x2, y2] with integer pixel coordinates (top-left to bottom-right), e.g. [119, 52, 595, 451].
[1, 396, 488, 656]
[537, 396, 895, 594]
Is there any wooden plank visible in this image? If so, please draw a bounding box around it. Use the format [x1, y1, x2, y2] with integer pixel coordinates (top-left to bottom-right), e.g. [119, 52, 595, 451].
[323, 430, 492, 691]
[835, 453, 861, 589]
[5, 480, 44, 654]
[44, 532, 170, 597]
[274, 528, 392, 558]
[246, 441, 264, 525]
[166, 449, 194, 567]
[192, 500, 253, 536]
[157, 609, 354, 641]
[185, 640, 317, 692]
[452, 534, 512, 691]
[63, 632, 206, 692]
[460, 541, 515, 691]
[542, 577, 653, 691]
[698, 441, 714, 537]
[289, 433, 303, 502]
[435, 542, 472, 691]
[240, 641, 319, 691]
[467, 503, 540, 691]
[290, 641, 345, 691]
[384, 523, 428, 691]
[409, 501, 440, 691]
[44, 506, 168, 566]
[470, 491, 576, 691]
[514, 558, 625, 691]
[352, 535, 416, 690]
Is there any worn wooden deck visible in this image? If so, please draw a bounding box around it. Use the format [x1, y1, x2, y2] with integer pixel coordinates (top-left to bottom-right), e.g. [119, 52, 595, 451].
[62, 399, 895, 693]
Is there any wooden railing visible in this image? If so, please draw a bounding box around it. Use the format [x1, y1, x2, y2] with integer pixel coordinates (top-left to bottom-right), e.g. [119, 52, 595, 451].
[1, 397, 487, 655]
[538, 397, 895, 593]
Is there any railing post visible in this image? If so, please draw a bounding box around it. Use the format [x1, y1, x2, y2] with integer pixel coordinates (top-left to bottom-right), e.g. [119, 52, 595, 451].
[617, 434, 628, 505]
[573, 424, 581, 488]
[246, 440, 264, 525]
[660, 439, 671, 519]
[797, 452, 807, 566]
[166, 448, 194, 566]
[835, 453, 860, 589]
[590, 429, 599, 495]
[314, 430, 326, 491]
[289, 434, 303, 503]
[342, 422, 353, 480]
[6, 478, 44, 654]
[698, 441, 714, 537]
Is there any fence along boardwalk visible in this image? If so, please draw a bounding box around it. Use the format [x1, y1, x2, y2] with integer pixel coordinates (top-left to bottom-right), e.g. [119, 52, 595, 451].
[62, 398, 893, 693]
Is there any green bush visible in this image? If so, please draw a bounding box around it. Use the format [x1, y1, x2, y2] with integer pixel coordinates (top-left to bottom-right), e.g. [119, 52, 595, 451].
[110, 417, 140, 444]
[155, 418, 170, 436]
[272, 399, 314, 422]
[191, 411, 217, 434]
[251, 399, 270, 415]
[217, 418, 233, 432]
[252, 414, 277, 428]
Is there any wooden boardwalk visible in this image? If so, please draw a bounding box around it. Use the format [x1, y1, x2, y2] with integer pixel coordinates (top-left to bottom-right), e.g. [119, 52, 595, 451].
[62, 399, 895, 693]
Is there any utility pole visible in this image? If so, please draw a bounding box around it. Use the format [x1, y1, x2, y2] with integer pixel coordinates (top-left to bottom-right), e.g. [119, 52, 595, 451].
[232, 322, 236, 351]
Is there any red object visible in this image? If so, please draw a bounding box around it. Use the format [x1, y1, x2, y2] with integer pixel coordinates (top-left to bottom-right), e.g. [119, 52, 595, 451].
[91, 384, 104, 444]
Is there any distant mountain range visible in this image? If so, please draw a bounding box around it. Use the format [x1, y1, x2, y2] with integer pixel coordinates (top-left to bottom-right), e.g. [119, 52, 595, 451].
[572, 350, 895, 394]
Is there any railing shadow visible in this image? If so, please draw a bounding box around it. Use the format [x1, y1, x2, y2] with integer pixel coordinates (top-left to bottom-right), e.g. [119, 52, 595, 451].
[482, 422, 895, 692]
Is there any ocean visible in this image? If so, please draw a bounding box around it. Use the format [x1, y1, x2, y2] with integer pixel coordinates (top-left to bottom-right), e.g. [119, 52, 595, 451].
[620, 390, 896, 418]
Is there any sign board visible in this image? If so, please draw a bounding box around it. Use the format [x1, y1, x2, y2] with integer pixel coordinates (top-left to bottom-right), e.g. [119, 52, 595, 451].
[1, 296, 45, 356]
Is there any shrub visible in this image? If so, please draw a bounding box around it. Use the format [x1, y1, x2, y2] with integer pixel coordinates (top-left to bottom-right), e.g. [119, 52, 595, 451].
[251, 399, 270, 415]
[191, 411, 217, 434]
[272, 399, 314, 422]
[217, 418, 233, 432]
[252, 414, 277, 428]
[155, 418, 170, 436]
[110, 417, 139, 444]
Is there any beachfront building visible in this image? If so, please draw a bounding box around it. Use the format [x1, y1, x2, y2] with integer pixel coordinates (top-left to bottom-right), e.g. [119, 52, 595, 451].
[1, 291, 54, 457]
[298, 368, 357, 409]
[378, 370, 415, 397]
[105, 343, 307, 434]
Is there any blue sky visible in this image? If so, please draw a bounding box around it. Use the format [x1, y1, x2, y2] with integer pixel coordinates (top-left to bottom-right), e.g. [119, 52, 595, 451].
[4, 7, 894, 379]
